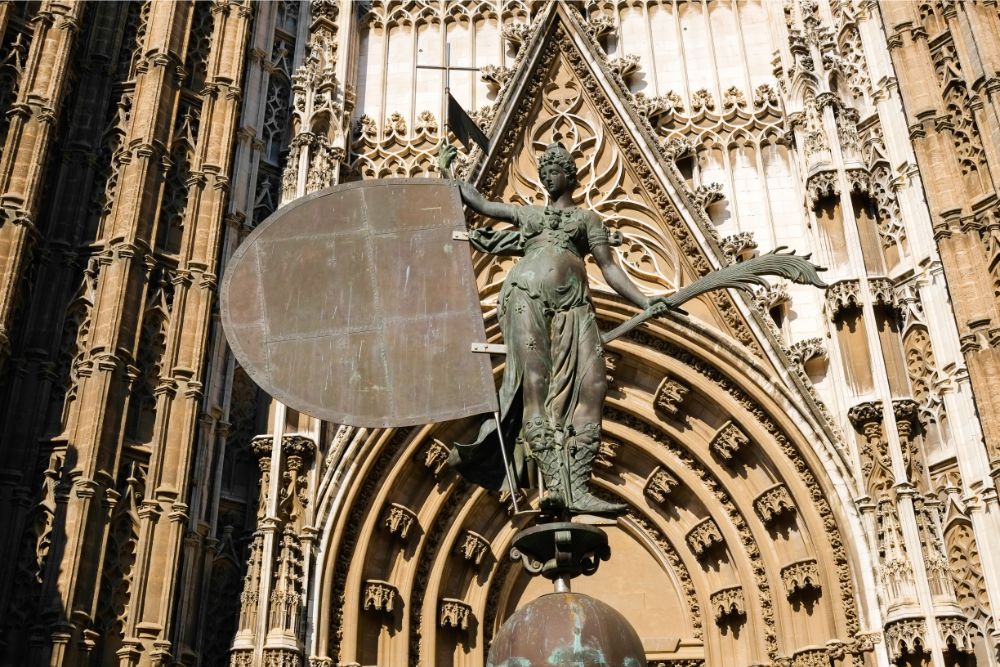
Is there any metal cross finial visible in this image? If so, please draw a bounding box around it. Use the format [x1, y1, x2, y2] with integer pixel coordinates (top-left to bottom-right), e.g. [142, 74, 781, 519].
[416, 43, 479, 137]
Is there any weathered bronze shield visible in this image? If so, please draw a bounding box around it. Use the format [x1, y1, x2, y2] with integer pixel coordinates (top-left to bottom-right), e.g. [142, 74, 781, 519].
[220, 179, 498, 428]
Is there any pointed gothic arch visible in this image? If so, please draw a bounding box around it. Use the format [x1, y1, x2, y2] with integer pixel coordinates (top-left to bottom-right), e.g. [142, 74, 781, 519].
[306, 6, 880, 667]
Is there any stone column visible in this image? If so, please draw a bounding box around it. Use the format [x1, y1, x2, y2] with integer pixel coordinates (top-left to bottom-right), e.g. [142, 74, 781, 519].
[0, 1, 132, 643]
[43, 4, 192, 665]
[0, 0, 84, 366]
[115, 2, 253, 665]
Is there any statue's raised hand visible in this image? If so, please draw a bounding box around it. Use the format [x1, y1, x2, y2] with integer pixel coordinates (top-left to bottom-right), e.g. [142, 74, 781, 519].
[437, 140, 458, 179]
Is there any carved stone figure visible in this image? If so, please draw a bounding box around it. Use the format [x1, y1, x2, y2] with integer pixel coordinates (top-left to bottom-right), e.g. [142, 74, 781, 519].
[440, 141, 671, 516]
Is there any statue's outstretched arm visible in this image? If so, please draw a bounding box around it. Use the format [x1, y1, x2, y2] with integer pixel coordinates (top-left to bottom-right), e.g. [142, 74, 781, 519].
[438, 141, 518, 224]
[592, 242, 659, 310]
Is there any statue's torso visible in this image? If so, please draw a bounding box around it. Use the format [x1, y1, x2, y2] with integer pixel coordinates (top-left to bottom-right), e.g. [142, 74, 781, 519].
[507, 206, 595, 312]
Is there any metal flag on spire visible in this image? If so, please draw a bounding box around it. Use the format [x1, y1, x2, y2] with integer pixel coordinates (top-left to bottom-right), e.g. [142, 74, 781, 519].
[447, 92, 490, 152]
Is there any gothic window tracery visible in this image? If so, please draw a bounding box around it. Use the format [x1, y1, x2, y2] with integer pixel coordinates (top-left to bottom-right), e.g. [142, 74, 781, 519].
[185, 0, 215, 92]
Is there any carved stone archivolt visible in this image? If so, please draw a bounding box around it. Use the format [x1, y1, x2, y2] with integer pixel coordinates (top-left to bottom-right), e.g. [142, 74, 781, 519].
[308, 8, 878, 667]
[10, 2, 999, 667]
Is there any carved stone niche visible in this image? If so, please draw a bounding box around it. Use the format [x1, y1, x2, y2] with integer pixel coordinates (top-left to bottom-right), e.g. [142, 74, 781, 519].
[685, 517, 724, 558]
[780, 558, 822, 599]
[848, 400, 883, 431]
[845, 167, 871, 197]
[653, 375, 690, 417]
[455, 529, 491, 566]
[604, 351, 620, 387]
[869, 277, 902, 314]
[791, 647, 829, 667]
[752, 283, 790, 313]
[362, 579, 398, 613]
[498, 487, 527, 516]
[382, 502, 417, 541]
[282, 433, 316, 460]
[884, 617, 928, 662]
[692, 183, 725, 210]
[644, 466, 680, 505]
[417, 439, 450, 476]
[720, 231, 757, 264]
[710, 421, 749, 462]
[631, 92, 676, 123]
[825, 279, 862, 317]
[594, 437, 621, 470]
[936, 616, 974, 654]
[500, 23, 532, 52]
[753, 483, 796, 526]
[806, 169, 840, 204]
[789, 337, 826, 366]
[709, 586, 745, 624]
[608, 53, 640, 81]
[662, 136, 694, 162]
[439, 598, 473, 632]
[892, 398, 920, 445]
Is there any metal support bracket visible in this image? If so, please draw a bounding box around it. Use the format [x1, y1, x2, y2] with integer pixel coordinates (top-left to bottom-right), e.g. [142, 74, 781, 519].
[471, 342, 507, 355]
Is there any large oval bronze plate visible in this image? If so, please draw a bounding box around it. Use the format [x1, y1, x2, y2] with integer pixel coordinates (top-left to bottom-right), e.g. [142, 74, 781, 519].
[220, 179, 498, 428]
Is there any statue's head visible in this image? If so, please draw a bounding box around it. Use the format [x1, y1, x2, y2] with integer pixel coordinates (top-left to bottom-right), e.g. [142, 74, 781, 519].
[538, 142, 577, 197]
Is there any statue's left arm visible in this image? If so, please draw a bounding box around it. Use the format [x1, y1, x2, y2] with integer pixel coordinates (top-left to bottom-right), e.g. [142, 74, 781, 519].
[592, 243, 652, 309]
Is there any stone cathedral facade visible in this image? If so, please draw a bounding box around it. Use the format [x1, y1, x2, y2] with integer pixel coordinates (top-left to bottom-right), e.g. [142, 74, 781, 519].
[0, 0, 999, 666]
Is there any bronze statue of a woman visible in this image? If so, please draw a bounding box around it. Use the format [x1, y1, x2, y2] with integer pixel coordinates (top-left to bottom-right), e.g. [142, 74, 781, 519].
[439, 142, 672, 516]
